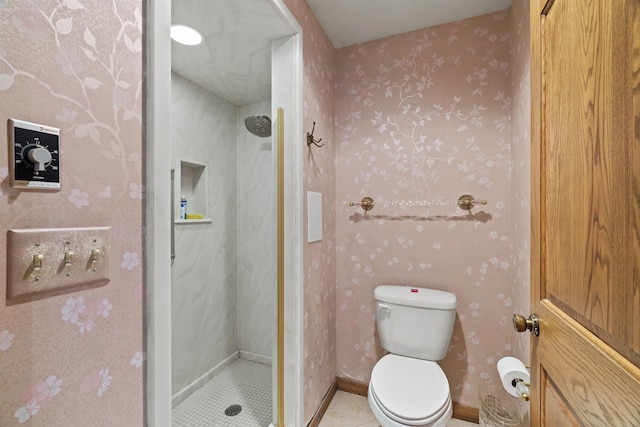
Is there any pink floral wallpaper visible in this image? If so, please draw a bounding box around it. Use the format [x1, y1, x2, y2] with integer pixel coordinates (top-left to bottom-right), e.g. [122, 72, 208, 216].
[335, 10, 514, 407]
[510, 0, 530, 362]
[285, 0, 532, 418]
[282, 0, 339, 423]
[1, 0, 531, 424]
[509, 0, 531, 420]
[0, 0, 143, 425]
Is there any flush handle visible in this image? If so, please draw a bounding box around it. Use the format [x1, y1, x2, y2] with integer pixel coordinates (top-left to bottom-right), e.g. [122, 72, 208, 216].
[377, 303, 392, 318]
[513, 313, 540, 336]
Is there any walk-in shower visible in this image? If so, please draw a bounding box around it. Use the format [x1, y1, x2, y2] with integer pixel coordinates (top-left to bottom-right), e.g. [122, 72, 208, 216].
[170, 76, 275, 426]
[161, 1, 301, 425]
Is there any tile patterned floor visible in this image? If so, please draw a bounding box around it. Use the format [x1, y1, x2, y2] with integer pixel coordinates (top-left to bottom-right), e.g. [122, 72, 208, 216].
[172, 362, 478, 427]
[318, 390, 478, 427]
[172, 359, 272, 427]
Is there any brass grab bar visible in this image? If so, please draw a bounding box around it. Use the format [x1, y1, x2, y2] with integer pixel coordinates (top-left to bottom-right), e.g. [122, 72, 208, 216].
[348, 195, 487, 213]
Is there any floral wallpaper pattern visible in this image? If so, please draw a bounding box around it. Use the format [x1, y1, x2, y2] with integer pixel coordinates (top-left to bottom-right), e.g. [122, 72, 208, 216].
[1, 0, 531, 424]
[60, 296, 112, 333]
[510, 0, 531, 362]
[335, 10, 515, 407]
[0, 0, 143, 425]
[509, 0, 531, 421]
[285, 0, 532, 418]
[14, 375, 64, 423]
[283, 0, 339, 423]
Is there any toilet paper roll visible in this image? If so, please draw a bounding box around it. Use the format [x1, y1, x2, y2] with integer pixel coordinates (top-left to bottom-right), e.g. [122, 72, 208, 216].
[497, 357, 530, 397]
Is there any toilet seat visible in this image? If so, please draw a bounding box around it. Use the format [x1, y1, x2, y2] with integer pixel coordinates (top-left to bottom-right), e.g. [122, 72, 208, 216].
[369, 387, 452, 427]
[369, 354, 451, 426]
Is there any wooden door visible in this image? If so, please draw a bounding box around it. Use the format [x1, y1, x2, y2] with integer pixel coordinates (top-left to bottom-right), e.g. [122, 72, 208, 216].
[530, 0, 640, 425]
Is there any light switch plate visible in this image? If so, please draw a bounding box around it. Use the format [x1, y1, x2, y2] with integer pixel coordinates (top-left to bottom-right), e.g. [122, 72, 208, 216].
[6, 227, 111, 304]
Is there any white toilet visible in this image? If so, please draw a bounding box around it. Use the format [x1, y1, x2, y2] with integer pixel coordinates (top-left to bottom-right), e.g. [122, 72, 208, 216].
[368, 285, 457, 427]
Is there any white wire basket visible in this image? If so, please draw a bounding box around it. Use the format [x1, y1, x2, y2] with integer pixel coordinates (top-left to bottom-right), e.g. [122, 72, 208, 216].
[479, 392, 522, 427]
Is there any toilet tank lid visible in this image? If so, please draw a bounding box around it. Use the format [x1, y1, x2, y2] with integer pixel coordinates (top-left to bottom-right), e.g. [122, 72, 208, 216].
[375, 285, 457, 309]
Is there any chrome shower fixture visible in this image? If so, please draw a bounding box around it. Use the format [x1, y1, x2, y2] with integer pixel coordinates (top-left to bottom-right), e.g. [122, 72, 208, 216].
[245, 115, 271, 137]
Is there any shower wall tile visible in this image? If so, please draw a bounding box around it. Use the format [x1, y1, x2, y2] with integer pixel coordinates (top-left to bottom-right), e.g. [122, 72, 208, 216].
[171, 73, 239, 396]
[237, 102, 274, 359]
[0, 1, 143, 425]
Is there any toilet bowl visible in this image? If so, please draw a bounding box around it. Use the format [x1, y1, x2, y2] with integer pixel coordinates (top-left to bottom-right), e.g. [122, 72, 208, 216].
[368, 354, 452, 427]
[368, 285, 457, 427]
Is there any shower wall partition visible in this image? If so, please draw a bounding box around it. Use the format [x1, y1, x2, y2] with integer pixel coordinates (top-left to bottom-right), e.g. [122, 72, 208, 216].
[238, 102, 276, 364]
[170, 72, 274, 405]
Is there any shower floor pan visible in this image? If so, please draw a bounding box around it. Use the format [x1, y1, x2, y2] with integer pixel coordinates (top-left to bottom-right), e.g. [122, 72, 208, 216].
[172, 358, 272, 426]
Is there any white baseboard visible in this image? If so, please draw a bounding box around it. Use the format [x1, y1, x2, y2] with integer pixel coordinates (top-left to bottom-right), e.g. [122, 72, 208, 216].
[239, 350, 272, 365]
[171, 351, 239, 407]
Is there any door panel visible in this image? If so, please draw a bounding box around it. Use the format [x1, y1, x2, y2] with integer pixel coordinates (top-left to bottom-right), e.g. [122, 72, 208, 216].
[541, 0, 640, 362]
[538, 301, 640, 425]
[531, 0, 640, 425]
[543, 375, 579, 427]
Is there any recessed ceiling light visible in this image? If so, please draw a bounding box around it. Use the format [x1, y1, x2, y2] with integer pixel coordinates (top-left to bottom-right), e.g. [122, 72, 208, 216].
[171, 24, 204, 46]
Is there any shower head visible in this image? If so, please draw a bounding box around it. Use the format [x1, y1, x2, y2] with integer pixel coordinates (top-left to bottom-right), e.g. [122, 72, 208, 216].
[245, 115, 271, 137]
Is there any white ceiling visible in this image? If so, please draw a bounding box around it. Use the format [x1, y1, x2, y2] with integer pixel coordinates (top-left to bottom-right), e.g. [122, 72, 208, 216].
[171, 0, 513, 105]
[171, 0, 293, 106]
[306, 0, 513, 48]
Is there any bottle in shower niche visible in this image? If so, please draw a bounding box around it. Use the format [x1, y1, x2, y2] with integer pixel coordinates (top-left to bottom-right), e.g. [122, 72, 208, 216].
[180, 195, 187, 219]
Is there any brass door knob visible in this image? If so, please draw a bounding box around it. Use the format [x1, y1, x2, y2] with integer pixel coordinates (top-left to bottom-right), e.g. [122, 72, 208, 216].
[513, 313, 540, 336]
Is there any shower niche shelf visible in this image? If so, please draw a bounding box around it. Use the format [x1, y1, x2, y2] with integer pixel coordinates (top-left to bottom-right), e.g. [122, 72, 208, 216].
[175, 159, 211, 224]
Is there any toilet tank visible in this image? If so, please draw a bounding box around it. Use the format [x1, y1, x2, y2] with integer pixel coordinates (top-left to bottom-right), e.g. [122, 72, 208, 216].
[375, 285, 457, 361]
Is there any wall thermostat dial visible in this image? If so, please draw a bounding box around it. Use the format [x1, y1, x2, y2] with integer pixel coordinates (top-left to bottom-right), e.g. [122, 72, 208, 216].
[8, 118, 60, 190]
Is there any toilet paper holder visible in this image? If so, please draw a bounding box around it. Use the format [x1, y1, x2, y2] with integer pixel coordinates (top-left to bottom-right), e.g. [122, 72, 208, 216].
[511, 378, 531, 401]
[498, 356, 531, 402]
